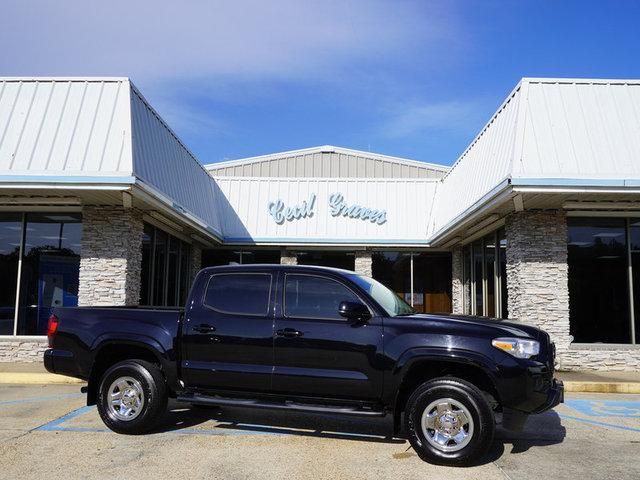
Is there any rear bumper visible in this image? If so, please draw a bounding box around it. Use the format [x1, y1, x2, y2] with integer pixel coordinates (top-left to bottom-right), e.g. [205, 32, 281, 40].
[44, 349, 82, 379]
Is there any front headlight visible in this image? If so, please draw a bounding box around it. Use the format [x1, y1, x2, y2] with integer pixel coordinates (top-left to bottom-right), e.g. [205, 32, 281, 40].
[492, 337, 540, 359]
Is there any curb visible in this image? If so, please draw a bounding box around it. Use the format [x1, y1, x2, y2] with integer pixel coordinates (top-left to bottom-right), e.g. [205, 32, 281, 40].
[0, 372, 85, 385]
[563, 381, 640, 394]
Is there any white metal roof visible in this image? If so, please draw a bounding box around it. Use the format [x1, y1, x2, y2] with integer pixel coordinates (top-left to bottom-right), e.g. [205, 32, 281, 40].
[0, 77, 223, 239]
[0, 78, 133, 177]
[205, 145, 449, 179]
[429, 78, 640, 240]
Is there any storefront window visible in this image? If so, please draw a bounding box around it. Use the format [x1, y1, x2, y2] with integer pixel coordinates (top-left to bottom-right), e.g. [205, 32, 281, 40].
[372, 251, 452, 314]
[140, 223, 192, 307]
[202, 249, 280, 267]
[372, 252, 412, 305]
[568, 218, 631, 343]
[462, 229, 508, 318]
[0, 214, 22, 335]
[498, 228, 508, 318]
[296, 251, 355, 270]
[413, 253, 452, 314]
[473, 240, 483, 315]
[140, 224, 154, 306]
[485, 238, 496, 318]
[632, 220, 640, 343]
[16, 214, 82, 335]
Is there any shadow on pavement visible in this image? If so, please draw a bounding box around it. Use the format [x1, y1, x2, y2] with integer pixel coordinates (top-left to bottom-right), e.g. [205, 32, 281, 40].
[151, 400, 403, 444]
[482, 410, 566, 462]
[150, 400, 566, 464]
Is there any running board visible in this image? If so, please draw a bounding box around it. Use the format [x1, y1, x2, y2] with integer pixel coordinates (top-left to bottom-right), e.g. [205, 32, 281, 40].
[177, 393, 385, 417]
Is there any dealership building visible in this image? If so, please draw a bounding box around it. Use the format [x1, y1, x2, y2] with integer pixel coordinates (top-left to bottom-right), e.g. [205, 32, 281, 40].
[1, 76, 639, 371]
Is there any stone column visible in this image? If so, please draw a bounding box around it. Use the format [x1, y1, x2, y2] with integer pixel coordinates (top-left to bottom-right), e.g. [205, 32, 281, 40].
[354, 251, 372, 276]
[78, 206, 144, 306]
[451, 247, 464, 314]
[280, 248, 297, 265]
[505, 210, 572, 354]
[189, 244, 202, 287]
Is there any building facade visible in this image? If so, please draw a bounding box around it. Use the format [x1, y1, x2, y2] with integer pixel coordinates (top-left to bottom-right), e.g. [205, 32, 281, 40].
[1, 77, 639, 371]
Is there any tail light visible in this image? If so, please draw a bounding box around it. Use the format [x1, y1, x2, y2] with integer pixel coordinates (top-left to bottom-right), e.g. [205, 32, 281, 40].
[47, 314, 59, 348]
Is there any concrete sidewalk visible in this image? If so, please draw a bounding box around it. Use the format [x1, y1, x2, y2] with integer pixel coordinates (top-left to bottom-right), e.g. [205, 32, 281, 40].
[1, 362, 639, 392]
[0, 362, 84, 384]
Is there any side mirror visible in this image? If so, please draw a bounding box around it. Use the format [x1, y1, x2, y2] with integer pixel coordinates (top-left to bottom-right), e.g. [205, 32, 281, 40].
[339, 301, 371, 320]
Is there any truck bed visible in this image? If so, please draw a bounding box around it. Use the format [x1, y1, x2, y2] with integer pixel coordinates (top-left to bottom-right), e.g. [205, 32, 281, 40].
[44, 306, 182, 384]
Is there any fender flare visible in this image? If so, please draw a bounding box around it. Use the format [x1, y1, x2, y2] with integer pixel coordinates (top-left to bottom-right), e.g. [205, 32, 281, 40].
[387, 346, 501, 410]
[87, 336, 178, 404]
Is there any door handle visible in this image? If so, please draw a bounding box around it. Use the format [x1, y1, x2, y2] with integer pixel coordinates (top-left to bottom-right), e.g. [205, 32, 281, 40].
[276, 328, 303, 338]
[193, 324, 216, 334]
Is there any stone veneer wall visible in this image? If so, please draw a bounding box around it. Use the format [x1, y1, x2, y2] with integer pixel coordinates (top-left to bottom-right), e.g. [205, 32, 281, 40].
[451, 247, 464, 314]
[0, 340, 48, 362]
[561, 346, 640, 371]
[504, 209, 640, 371]
[505, 210, 572, 360]
[354, 251, 372, 276]
[280, 248, 297, 265]
[78, 206, 144, 306]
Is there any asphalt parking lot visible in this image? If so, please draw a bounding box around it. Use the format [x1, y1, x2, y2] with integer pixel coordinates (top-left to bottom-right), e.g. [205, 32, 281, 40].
[1, 385, 639, 480]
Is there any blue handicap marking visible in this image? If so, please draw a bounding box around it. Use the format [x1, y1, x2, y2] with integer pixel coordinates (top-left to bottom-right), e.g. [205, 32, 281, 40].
[565, 399, 640, 418]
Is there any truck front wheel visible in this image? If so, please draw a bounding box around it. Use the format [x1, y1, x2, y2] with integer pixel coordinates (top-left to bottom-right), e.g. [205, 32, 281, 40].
[97, 359, 168, 434]
[405, 377, 495, 466]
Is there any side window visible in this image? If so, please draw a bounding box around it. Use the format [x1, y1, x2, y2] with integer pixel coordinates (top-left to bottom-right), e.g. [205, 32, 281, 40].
[284, 274, 360, 320]
[204, 273, 272, 316]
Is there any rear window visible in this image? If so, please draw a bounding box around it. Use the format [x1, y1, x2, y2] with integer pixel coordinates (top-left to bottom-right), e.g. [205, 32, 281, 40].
[204, 273, 272, 316]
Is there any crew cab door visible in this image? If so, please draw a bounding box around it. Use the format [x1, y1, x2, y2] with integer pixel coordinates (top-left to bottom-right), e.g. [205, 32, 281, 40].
[181, 271, 275, 393]
[272, 272, 384, 401]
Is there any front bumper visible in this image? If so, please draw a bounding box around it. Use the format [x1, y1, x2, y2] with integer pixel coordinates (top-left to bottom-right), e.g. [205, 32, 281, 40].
[531, 379, 564, 414]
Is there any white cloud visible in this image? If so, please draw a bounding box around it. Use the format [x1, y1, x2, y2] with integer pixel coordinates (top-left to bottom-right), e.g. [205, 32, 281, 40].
[0, 1, 473, 160]
[379, 100, 485, 139]
[0, 0, 454, 84]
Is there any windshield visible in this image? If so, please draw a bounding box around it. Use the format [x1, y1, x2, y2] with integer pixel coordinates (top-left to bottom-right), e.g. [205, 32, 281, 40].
[348, 274, 416, 317]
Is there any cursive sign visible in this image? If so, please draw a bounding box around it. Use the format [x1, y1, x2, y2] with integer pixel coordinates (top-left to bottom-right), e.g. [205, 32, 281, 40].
[268, 193, 316, 224]
[328, 193, 387, 225]
[267, 192, 387, 225]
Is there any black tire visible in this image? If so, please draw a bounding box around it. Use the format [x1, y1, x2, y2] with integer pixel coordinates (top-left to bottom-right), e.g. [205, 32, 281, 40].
[96, 359, 168, 434]
[404, 377, 495, 466]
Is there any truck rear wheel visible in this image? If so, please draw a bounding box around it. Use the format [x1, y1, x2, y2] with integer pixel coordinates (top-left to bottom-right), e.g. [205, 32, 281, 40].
[405, 377, 495, 466]
[97, 359, 168, 434]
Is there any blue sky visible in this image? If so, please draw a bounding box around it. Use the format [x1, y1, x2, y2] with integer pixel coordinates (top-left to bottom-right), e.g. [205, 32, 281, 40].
[2, 0, 640, 166]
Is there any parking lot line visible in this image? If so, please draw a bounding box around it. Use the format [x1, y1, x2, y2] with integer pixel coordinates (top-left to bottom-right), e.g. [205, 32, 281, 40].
[559, 414, 640, 433]
[0, 393, 83, 406]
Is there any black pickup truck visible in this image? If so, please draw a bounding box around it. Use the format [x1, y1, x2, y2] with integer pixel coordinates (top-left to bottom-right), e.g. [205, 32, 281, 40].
[44, 264, 563, 465]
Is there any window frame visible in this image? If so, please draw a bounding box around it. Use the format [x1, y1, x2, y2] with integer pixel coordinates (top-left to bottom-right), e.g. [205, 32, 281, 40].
[202, 272, 273, 318]
[282, 272, 372, 322]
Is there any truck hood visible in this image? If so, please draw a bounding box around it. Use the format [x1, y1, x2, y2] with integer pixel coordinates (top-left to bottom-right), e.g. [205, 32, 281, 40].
[400, 313, 546, 340]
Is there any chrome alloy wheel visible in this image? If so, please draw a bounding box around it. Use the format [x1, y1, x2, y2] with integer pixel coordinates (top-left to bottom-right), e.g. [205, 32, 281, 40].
[421, 398, 474, 452]
[107, 376, 145, 421]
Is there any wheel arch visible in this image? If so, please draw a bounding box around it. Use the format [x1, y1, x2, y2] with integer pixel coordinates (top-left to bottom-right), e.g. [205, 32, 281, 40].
[87, 340, 171, 405]
[390, 352, 501, 434]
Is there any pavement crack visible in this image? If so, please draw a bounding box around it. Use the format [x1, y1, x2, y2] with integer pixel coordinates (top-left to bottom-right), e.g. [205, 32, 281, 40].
[492, 460, 513, 480]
